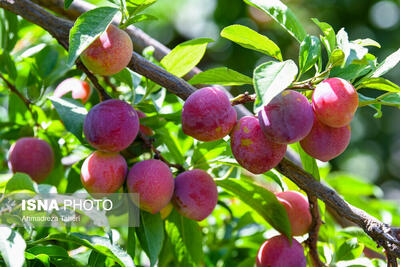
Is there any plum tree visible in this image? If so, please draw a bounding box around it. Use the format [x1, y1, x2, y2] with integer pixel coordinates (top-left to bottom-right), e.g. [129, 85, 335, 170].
[172, 169, 218, 221]
[312, 78, 359, 128]
[276, 191, 312, 236]
[8, 137, 54, 183]
[80, 24, 133, 76]
[256, 235, 306, 267]
[181, 87, 237, 142]
[230, 116, 287, 174]
[258, 90, 314, 144]
[83, 99, 139, 152]
[81, 151, 127, 194]
[136, 109, 154, 136]
[300, 118, 351, 161]
[54, 78, 91, 103]
[127, 159, 174, 214]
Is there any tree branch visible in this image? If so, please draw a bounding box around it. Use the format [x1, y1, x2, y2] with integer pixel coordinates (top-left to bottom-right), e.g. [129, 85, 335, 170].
[306, 195, 325, 266]
[0, 73, 31, 110]
[2, 0, 400, 261]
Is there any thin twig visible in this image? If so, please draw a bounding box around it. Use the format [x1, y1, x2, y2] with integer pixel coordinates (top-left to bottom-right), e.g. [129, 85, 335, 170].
[306, 195, 325, 267]
[104, 76, 118, 94]
[138, 132, 185, 172]
[75, 61, 111, 102]
[231, 92, 256, 106]
[0, 73, 31, 109]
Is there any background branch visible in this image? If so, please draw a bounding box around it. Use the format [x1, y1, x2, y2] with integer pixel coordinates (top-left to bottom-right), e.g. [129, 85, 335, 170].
[2, 0, 400, 261]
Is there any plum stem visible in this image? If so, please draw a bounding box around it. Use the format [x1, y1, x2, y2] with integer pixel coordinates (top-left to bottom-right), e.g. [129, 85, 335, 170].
[230, 92, 256, 106]
[138, 132, 185, 173]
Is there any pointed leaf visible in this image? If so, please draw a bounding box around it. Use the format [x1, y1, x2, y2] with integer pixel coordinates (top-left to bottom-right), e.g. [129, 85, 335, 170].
[41, 233, 134, 267]
[165, 210, 203, 266]
[221, 24, 282, 60]
[299, 35, 321, 74]
[357, 77, 400, 92]
[135, 211, 164, 267]
[161, 38, 213, 77]
[311, 18, 336, 55]
[189, 67, 252, 86]
[68, 7, 119, 66]
[253, 60, 298, 113]
[48, 96, 87, 142]
[244, 0, 307, 43]
[216, 179, 291, 238]
[372, 48, 400, 78]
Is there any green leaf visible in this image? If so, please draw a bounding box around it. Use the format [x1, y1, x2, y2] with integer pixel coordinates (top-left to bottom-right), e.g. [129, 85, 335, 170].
[372, 48, 400, 78]
[157, 126, 184, 164]
[253, 60, 298, 113]
[126, 0, 158, 15]
[88, 251, 107, 267]
[357, 77, 400, 92]
[216, 179, 291, 237]
[220, 24, 282, 60]
[327, 173, 382, 197]
[328, 49, 345, 67]
[294, 143, 320, 180]
[5, 173, 37, 194]
[165, 210, 203, 266]
[339, 227, 382, 254]
[27, 245, 68, 258]
[353, 38, 381, 48]
[161, 38, 213, 77]
[0, 225, 26, 267]
[335, 238, 364, 262]
[64, 0, 74, 9]
[121, 14, 157, 28]
[188, 67, 252, 86]
[191, 140, 229, 168]
[311, 18, 336, 55]
[67, 7, 120, 66]
[40, 233, 134, 267]
[244, 0, 307, 43]
[299, 35, 321, 74]
[135, 211, 164, 267]
[48, 96, 87, 143]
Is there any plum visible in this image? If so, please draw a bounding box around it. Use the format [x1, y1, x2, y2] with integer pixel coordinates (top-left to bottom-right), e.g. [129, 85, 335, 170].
[276, 191, 312, 236]
[81, 151, 127, 194]
[8, 137, 54, 183]
[182, 87, 237, 142]
[54, 78, 91, 103]
[230, 116, 287, 174]
[127, 159, 174, 214]
[312, 78, 359, 128]
[258, 90, 314, 144]
[80, 24, 133, 76]
[172, 169, 218, 221]
[256, 235, 306, 267]
[83, 99, 139, 152]
[300, 118, 351, 161]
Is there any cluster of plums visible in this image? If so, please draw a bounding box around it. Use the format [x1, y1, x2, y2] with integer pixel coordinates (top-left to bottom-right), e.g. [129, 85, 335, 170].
[7, 23, 359, 265]
[182, 78, 358, 175]
[80, 99, 218, 221]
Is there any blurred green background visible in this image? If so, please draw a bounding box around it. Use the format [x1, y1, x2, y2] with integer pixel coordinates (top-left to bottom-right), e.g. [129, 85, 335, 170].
[116, 0, 400, 200]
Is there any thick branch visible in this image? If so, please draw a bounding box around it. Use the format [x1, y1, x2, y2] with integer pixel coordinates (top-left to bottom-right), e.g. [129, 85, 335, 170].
[276, 158, 400, 258]
[2, 0, 400, 260]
